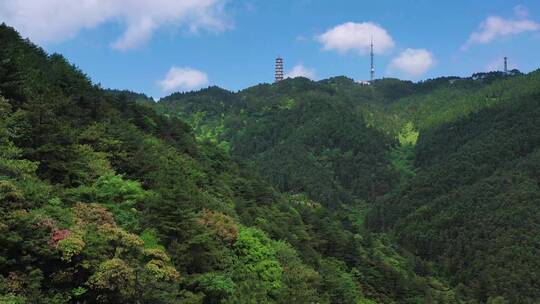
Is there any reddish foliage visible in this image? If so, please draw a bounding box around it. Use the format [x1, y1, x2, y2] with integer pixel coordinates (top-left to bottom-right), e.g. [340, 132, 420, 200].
[197, 209, 238, 244]
[50, 229, 70, 247]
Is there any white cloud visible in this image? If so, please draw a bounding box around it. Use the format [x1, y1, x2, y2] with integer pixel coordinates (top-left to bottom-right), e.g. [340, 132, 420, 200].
[285, 64, 316, 79]
[317, 22, 394, 55]
[463, 7, 539, 49]
[158, 67, 209, 92]
[0, 0, 230, 50]
[389, 49, 435, 76]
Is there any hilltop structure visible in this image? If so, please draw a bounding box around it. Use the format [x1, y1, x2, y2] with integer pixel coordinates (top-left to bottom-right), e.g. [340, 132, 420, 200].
[356, 38, 375, 86]
[356, 80, 372, 86]
[370, 37, 375, 82]
[275, 57, 284, 82]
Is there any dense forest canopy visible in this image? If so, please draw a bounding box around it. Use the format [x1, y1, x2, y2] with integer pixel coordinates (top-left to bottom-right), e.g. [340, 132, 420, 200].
[0, 24, 460, 304]
[1, 22, 540, 304]
[157, 62, 540, 303]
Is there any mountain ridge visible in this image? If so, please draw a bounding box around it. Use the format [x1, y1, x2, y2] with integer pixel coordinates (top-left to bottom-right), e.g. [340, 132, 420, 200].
[156, 64, 540, 303]
[0, 23, 469, 304]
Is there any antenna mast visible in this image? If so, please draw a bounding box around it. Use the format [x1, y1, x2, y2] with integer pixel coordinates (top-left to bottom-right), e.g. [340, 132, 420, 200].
[370, 36, 375, 82]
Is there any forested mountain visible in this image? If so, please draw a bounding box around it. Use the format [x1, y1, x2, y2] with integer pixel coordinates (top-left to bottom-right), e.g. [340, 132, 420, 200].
[158, 79, 397, 207]
[0, 24, 469, 304]
[367, 92, 540, 303]
[2, 21, 540, 303]
[158, 65, 540, 303]
[103, 89, 155, 105]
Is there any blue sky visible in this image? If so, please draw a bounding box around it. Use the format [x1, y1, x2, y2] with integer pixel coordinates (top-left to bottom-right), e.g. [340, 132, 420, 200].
[1, 0, 539, 98]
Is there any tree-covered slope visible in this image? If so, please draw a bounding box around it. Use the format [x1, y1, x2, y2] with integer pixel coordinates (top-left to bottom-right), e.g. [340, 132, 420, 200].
[156, 72, 536, 206]
[380, 70, 537, 133]
[158, 78, 398, 207]
[158, 65, 540, 304]
[367, 95, 540, 303]
[0, 24, 461, 304]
